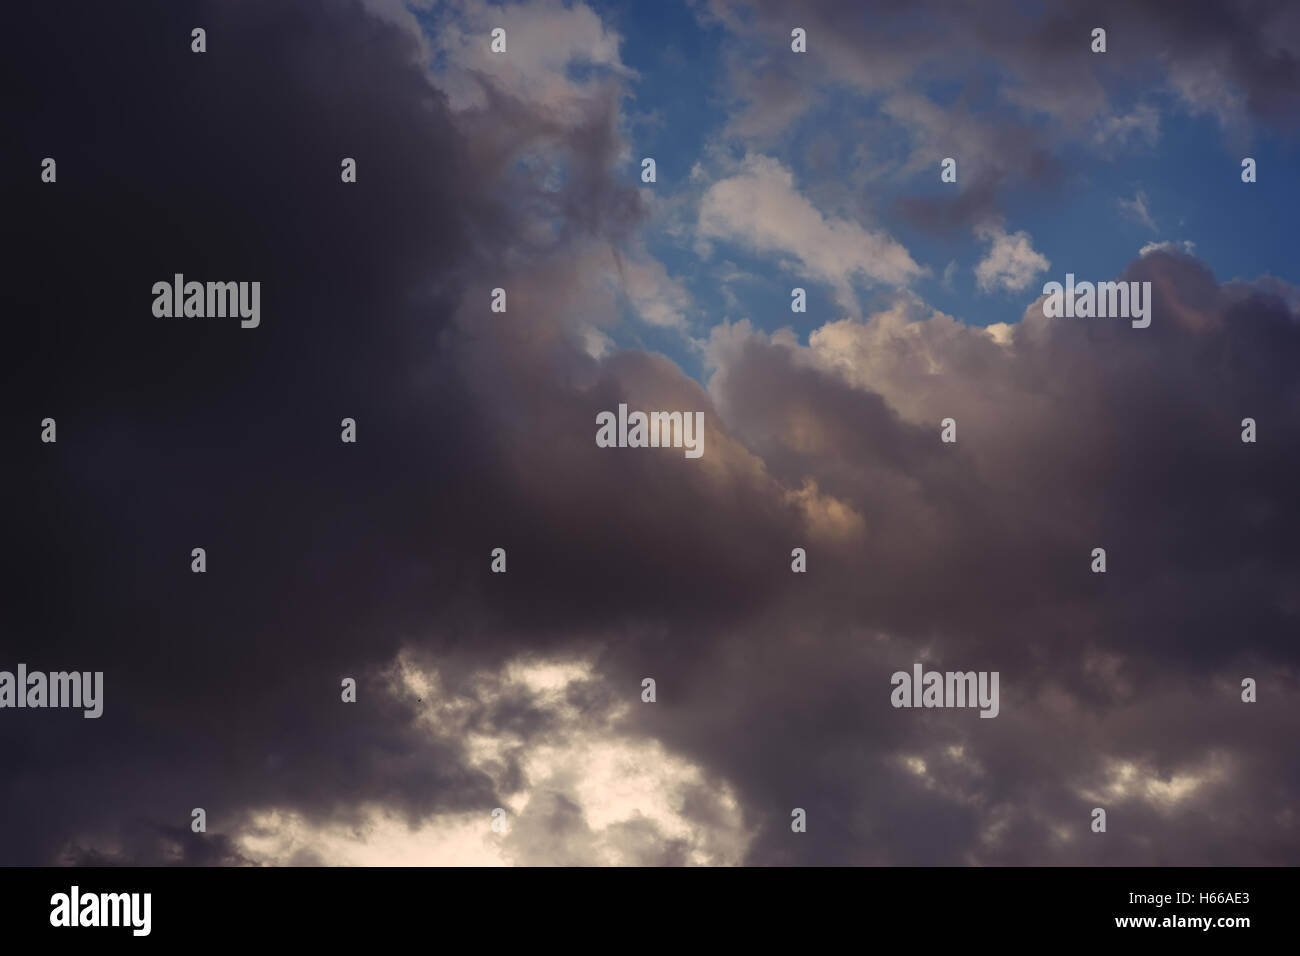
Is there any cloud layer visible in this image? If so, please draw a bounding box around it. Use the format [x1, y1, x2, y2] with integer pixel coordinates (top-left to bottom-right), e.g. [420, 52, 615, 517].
[3, 0, 1298, 867]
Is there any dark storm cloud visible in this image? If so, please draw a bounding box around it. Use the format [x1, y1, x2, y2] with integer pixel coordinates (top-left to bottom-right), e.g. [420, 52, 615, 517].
[406, 224, 1300, 862]
[4, 0, 1298, 867]
[0, 0, 643, 864]
[666, 253, 1300, 864]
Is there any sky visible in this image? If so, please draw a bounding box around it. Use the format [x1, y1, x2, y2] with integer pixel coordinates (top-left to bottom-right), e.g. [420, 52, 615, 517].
[2, 0, 1299, 866]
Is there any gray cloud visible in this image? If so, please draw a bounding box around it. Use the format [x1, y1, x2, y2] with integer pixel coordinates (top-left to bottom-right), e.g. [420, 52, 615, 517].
[3, 0, 1298, 868]
[704, 0, 1300, 233]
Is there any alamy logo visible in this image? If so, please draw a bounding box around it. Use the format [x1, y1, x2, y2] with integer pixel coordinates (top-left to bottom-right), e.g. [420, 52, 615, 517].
[50, 886, 151, 936]
[0, 664, 103, 718]
[152, 274, 260, 328]
[1041, 273, 1151, 328]
[596, 403, 705, 458]
[890, 663, 1000, 718]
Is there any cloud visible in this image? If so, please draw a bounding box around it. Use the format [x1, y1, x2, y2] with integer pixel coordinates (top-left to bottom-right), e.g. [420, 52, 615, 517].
[5, 0, 1300, 871]
[610, 241, 694, 329]
[1140, 239, 1197, 257]
[941, 260, 959, 290]
[698, 155, 926, 311]
[703, 0, 1300, 234]
[881, 92, 1065, 235]
[1118, 189, 1159, 232]
[721, 58, 814, 144]
[429, 0, 633, 121]
[233, 653, 752, 866]
[1093, 104, 1161, 150]
[692, 254, 1300, 862]
[973, 223, 1051, 293]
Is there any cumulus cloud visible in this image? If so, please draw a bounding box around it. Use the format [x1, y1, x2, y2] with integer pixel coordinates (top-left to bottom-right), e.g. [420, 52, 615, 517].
[691, 255, 1300, 863]
[698, 155, 926, 311]
[973, 223, 1051, 293]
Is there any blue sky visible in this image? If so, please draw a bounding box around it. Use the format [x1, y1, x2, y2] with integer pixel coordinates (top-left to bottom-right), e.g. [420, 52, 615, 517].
[455, 0, 1297, 382]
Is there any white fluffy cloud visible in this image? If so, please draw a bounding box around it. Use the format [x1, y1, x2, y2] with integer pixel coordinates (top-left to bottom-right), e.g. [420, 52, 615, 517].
[698, 155, 926, 312]
[973, 222, 1050, 294]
